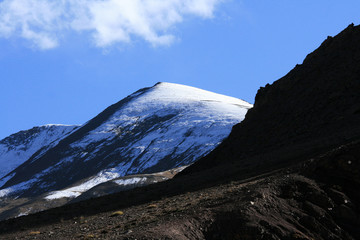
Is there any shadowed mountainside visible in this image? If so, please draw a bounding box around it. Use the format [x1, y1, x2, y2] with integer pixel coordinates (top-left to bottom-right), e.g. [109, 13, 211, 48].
[182, 23, 360, 175]
[0, 140, 358, 239]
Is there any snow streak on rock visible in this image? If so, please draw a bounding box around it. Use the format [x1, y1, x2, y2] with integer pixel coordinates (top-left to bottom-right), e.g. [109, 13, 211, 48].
[0, 125, 79, 181]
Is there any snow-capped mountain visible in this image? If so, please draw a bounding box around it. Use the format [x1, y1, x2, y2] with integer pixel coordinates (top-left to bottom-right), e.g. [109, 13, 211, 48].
[0, 82, 252, 199]
[0, 125, 79, 181]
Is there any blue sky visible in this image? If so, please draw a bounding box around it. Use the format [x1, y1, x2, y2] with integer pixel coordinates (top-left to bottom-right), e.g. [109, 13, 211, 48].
[0, 0, 359, 140]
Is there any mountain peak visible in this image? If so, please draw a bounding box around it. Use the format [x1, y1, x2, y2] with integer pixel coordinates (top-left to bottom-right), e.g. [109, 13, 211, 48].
[147, 82, 252, 108]
[0, 83, 252, 199]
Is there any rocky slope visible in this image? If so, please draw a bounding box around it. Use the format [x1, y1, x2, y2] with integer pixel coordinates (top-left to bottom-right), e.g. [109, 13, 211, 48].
[0, 82, 251, 199]
[182, 23, 360, 175]
[0, 140, 358, 239]
[0, 166, 185, 221]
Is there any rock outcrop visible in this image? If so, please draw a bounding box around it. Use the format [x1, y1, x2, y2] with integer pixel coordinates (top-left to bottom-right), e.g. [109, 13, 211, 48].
[184, 23, 360, 174]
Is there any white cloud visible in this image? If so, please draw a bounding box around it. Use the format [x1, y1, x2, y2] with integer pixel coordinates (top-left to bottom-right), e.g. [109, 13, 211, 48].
[0, 0, 223, 49]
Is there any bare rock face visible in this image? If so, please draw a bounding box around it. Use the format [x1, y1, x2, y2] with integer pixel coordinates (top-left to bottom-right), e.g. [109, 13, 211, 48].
[185, 23, 360, 174]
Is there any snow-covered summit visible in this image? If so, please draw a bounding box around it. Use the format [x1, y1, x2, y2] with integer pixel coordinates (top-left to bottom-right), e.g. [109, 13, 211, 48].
[141, 82, 252, 107]
[0, 82, 252, 198]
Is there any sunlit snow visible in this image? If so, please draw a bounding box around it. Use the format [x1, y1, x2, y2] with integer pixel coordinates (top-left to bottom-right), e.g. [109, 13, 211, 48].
[71, 82, 252, 174]
[1, 82, 252, 198]
[45, 172, 147, 200]
[114, 177, 147, 186]
[45, 170, 121, 200]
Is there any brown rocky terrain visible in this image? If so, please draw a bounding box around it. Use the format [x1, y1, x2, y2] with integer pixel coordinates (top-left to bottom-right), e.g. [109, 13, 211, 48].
[0, 24, 359, 239]
[0, 167, 185, 221]
[0, 140, 359, 239]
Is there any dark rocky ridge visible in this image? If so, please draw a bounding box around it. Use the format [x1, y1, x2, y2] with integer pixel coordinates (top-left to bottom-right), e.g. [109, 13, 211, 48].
[182, 23, 360, 175]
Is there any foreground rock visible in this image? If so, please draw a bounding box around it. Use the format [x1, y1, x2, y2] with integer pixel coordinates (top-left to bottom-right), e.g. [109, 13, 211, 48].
[0, 167, 185, 221]
[0, 140, 359, 239]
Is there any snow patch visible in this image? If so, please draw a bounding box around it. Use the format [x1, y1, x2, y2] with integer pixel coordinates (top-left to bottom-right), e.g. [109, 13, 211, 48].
[0, 177, 38, 198]
[45, 170, 122, 200]
[16, 208, 33, 218]
[114, 177, 147, 186]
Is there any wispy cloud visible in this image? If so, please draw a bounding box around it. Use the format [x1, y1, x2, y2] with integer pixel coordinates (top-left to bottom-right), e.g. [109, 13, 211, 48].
[0, 0, 223, 50]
